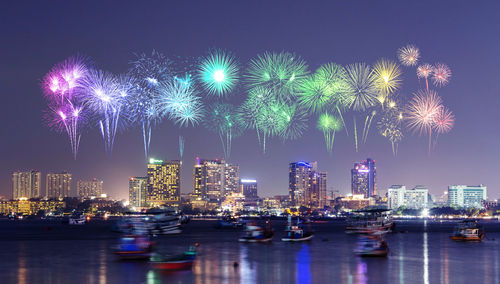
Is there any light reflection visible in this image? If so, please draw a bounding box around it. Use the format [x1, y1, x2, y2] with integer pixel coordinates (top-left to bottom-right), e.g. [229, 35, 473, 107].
[355, 258, 368, 284]
[399, 238, 404, 283]
[99, 245, 107, 284]
[296, 244, 311, 284]
[423, 232, 428, 284]
[18, 243, 27, 284]
[239, 244, 257, 283]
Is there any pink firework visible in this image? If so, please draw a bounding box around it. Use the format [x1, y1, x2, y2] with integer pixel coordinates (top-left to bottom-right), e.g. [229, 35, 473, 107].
[397, 44, 420, 66]
[417, 63, 433, 79]
[433, 106, 454, 134]
[405, 90, 443, 135]
[42, 56, 89, 103]
[431, 63, 451, 87]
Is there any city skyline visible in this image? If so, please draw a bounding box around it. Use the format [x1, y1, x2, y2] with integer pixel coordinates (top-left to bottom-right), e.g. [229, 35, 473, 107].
[2, 1, 500, 200]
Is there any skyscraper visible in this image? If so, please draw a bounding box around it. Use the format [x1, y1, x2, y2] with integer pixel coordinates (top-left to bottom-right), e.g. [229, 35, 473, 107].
[448, 185, 487, 208]
[191, 157, 239, 203]
[388, 185, 428, 209]
[129, 177, 147, 208]
[310, 171, 327, 208]
[351, 158, 376, 198]
[289, 162, 312, 207]
[77, 178, 103, 199]
[147, 158, 180, 208]
[12, 171, 41, 200]
[46, 172, 72, 199]
[240, 179, 258, 199]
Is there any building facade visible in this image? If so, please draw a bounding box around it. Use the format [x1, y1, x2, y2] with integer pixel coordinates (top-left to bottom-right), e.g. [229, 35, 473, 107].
[448, 185, 487, 208]
[46, 172, 72, 199]
[240, 179, 258, 200]
[13, 171, 41, 200]
[191, 158, 239, 205]
[147, 159, 181, 208]
[388, 185, 428, 209]
[289, 161, 327, 208]
[310, 172, 327, 209]
[77, 179, 103, 199]
[129, 177, 147, 209]
[351, 158, 376, 198]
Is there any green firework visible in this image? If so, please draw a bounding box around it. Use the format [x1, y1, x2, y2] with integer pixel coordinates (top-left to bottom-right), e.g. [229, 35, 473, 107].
[317, 112, 343, 154]
[245, 52, 309, 103]
[204, 103, 243, 158]
[198, 49, 239, 97]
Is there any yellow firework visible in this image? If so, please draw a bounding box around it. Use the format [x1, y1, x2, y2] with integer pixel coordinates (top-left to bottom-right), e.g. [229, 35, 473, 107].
[372, 59, 402, 104]
[397, 44, 420, 66]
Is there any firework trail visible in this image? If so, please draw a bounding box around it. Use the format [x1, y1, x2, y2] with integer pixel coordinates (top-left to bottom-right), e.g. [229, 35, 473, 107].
[128, 50, 173, 159]
[405, 90, 443, 153]
[397, 45, 420, 66]
[417, 63, 433, 93]
[239, 86, 274, 147]
[198, 49, 239, 97]
[179, 135, 185, 159]
[42, 56, 89, 159]
[204, 103, 243, 158]
[317, 112, 343, 154]
[344, 63, 378, 152]
[432, 63, 451, 87]
[245, 52, 309, 103]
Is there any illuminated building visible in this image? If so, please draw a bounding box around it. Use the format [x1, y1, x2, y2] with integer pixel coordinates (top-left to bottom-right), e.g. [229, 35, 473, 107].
[339, 194, 372, 210]
[289, 161, 327, 208]
[240, 179, 258, 199]
[46, 172, 72, 199]
[77, 178, 103, 199]
[221, 192, 246, 213]
[12, 171, 41, 200]
[191, 157, 239, 205]
[129, 177, 147, 209]
[448, 185, 487, 208]
[388, 185, 428, 209]
[147, 158, 180, 208]
[351, 158, 376, 198]
[0, 199, 65, 215]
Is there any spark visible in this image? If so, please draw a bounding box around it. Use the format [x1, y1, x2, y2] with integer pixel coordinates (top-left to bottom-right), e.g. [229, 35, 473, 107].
[372, 59, 402, 104]
[198, 49, 239, 97]
[432, 63, 451, 87]
[317, 112, 343, 154]
[397, 44, 420, 66]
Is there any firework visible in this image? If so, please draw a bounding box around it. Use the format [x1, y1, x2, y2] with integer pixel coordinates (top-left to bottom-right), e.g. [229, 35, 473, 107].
[204, 103, 244, 158]
[297, 63, 348, 114]
[372, 59, 402, 104]
[432, 63, 451, 87]
[397, 45, 420, 66]
[277, 103, 308, 141]
[317, 112, 343, 154]
[179, 135, 185, 159]
[80, 69, 126, 154]
[245, 52, 309, 103]
[239, 86, 274, 150]
[158, 80, 204, 127]
[198, 49, 239, 97]
[405, 90, 443, 153]
[128, 50, 173, 158]
[433, 106, 454, 134]
[416, 63, 433, 93]
[377, 108, 403, 155]
[42, 56, 89, 159]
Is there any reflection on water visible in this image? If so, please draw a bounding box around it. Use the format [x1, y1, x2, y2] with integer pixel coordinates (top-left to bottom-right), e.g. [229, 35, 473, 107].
[4, 221, 500, 283]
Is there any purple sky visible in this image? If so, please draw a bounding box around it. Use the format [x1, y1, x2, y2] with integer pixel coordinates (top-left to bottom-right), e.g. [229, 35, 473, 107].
[1, 1, 499, 200]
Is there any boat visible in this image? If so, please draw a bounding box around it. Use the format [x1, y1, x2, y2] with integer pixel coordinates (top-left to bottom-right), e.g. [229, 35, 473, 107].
[345, 209, 394, 234]
[113, 235, 155, 260]
[238, 221, 274, 243]
[355, 234, 389, 257]
[450, 220, 485, 241]
[215, 215, 245, 229]
[150, 246, 197, 271]
[146, 212, 182, 235]
[281, 216, 314, 242]
[68, 214, 86, 225]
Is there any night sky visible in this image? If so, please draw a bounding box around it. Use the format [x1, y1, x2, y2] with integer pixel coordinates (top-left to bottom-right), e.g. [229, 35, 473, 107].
[2, 1, 499, 200]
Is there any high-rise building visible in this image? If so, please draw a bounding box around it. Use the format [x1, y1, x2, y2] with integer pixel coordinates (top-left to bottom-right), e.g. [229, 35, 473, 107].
[351, 158, 376, 198]
[289, 161, 327, 208]
[191, 157, 239, 203]
[77, 178, 103, 199]
[240, 179, 258, 199]
[12, 171, 41, 200]
[448, 185, 487, 208]
[46, 172, 72, 199]
[129, 177, 147, 209]
[147, 158, 180, 207]
[388, 185, 428, 209]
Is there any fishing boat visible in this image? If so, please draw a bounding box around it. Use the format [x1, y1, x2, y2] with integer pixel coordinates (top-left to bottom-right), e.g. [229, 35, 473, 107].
[355, 234, 389, 257]
[150, 246, 197, 271]
[146, 212, 182, 235]
[215, 215, 245, 229]
[346, 209, 394, 234]
[450, 220, 485, 241]
[113, 235, 155, 260]
[281, 216, 314, 242]
[238, 221, 274, 243]
[68, 214, 86, 225]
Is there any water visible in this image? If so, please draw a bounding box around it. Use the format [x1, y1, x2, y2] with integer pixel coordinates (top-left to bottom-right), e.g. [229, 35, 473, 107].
[2, 219, 500, 284]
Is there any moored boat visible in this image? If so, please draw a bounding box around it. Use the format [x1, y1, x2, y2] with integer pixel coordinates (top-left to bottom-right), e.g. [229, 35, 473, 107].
[68, 214, 86, 225]
[113, 235, 155, 260]
[281, 216, 314, 242]
[450, 220, 485, 241]
[150, 246, 198, 271]
[215, 215, 245, 229]
[346, 209, 394, 234]
[238, 220, 274, 243]
[355, 234, 389, 257]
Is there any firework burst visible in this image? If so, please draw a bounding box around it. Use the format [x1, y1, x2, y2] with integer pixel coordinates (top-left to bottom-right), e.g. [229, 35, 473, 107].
[198, 49, 239, 97]
[245, 52, 309, 103]
[397, 44, 420, 66]
[416, 63, 433, 93]
[372, 59, 402, 104]
[204, 103, 244, 158]
[158, 80, 204, 127]
[377, 108, 404, 155]
[277, 103, 308, 141]
[433, 106, 454, 134]
[432, 63, 451, 87]
[317, 112, 343, 154]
